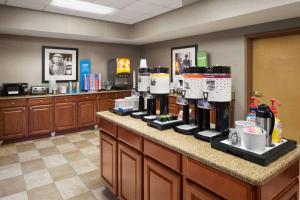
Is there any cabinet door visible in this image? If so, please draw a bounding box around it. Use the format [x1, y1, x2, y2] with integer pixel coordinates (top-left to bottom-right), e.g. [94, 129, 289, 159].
[184, 180, 221, 200]
[144, 157, 181, 200]
[0, 107, 28, 140]
[54, 102, 77, 131]
[29, 105, 53, 136]
[78, 101, 96, 128]
[118, 142, 142, 200]
[100, 131, 118, 195]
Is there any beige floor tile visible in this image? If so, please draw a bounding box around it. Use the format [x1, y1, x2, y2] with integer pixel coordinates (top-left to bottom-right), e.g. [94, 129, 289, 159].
[18, 150, 40, 162]
[89, 157, 100, 168]
[55, 176, 89, 199]
[63, 150, 85, 163]
[57, 143, 77, 153]
[24, 169, 53, 190]
[15, 141, 33, 146]
[91, 187, 111, 200]
[0, 176, 26, 198]
[80, 132, 98, 140]
[43, 154, 67, 168]
[21, 159, 46, 174]
[27, 183, 62, 200]
[16, 143, 36, 153]
[67, 135, 85, 143]
[0, 163, 22, 181]
[48, 164, 77, 182]
[0, 191, 28, 200]
[70, 159, 97, 175]
[79, 170, 103, 190]
[88, 138, 99, 146]
[0, 145, 17, 157]
[51, 138, 69, 145]
[34, 140, 54, 149]
[68, 191, 97, 200]
[39, 146, 60, 157]
[80, 146, 99, 158]
[73, 141, 93, 149]
[0, 154, 18, 167]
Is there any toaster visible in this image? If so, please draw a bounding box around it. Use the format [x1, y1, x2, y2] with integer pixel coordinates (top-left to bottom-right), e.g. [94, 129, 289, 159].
[31, 86, 47, 95]
[2, 83, 28, 96]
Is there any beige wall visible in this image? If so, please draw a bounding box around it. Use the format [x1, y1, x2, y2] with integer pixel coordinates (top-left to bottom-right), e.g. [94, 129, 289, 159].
[0, 35, 140, 86]
[141, 18, 300, 120]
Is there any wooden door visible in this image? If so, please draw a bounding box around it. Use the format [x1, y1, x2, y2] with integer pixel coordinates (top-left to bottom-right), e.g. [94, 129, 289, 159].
[252, 33, 300, 142]
[184, 180, 221, 200]
[118, 142, 142, 200]
[100, 131, 118, 195]
[0, 107, 28, 139]
[78, 101, 96, 128]
[29, 105, 53, 136]
[54, 102, 77, 131]
[144, 157, 181, 200]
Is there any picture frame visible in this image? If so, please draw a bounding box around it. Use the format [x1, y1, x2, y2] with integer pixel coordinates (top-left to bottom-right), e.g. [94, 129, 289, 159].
[171, 45, 198, 82]
[42, 46, 78, 83]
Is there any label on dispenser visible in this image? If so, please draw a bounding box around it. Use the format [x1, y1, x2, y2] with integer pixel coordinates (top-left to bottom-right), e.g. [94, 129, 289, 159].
[138, 75, 150, 92]
[150, 73, 170, 94]
[183, 74, 204, 99]
[204, 76, 231, 102]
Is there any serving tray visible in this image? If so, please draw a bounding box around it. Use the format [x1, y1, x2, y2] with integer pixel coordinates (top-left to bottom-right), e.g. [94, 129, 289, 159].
[109, 108, 135, 116]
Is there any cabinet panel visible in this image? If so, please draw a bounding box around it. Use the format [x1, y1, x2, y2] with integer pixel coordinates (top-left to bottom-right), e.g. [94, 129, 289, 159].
[274, 179, 299, 200]
[0, 107, 28, 139]
[144, 157, 181, 200]
[0, 99, 27, 108]
[100, 131, 118, 195]
[54, 102, 77, 131]
[118, 142, 142, 200]
[184, 180, 221, 200]
[118, 126, 142, 151]
[28, 98, 52, 106]
[55, 96, 76, 103]
[78, 101, 96, 128]
[99, 117, 117, 137]
[29, 105, 53, 136]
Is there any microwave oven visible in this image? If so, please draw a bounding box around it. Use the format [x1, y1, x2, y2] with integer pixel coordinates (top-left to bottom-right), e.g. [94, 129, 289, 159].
[2, 83, 28, 96]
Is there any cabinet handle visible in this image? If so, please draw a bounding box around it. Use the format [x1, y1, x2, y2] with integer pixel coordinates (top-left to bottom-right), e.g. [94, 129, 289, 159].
[11, 102, 15, 105]
[30, 107, 32, 110]
[86, 96, 89, 99]
[40, 100, 43, 103]
[65, 98, 68, 101]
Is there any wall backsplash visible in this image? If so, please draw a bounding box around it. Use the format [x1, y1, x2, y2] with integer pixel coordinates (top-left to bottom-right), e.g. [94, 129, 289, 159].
[0, 35, 141, 87]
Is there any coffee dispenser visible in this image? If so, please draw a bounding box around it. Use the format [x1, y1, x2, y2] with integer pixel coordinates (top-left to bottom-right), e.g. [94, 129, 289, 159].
[256, 104, 275, 147]
[194, 66, 232, 142]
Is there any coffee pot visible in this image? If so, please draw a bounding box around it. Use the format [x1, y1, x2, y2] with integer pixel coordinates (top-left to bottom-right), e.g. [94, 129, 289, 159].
[255, 104, 275, 147]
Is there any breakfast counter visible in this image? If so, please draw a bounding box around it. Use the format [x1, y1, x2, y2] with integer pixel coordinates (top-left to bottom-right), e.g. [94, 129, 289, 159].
[97, 111, 300, 186]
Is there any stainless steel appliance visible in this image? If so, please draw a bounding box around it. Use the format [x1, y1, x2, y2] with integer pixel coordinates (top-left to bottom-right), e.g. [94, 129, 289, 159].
[2, 83, 28, 96]
[31, 86, 47, 95]
[256, 104, 275, 147]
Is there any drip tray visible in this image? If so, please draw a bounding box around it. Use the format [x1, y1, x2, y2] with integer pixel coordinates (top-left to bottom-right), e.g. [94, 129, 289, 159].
[148, 119, 183, 130]
[109, 108, 135, 116]
[131, 111, 148, 119]
[211, 138, 297, 166]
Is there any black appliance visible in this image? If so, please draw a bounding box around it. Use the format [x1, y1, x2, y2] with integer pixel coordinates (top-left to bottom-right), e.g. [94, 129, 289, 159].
[2, 83, 28, 96]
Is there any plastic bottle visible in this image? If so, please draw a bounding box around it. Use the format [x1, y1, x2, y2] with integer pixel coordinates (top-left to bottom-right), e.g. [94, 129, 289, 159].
[270, 98, 282, 143]
[246, 96, 259, 124]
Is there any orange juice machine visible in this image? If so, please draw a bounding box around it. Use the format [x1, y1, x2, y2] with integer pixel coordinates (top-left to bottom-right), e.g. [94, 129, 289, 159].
[108, 58, 132, 90]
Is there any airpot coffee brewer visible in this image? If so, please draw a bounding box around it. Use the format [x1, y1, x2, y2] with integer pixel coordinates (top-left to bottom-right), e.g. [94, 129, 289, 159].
[194, 66, 232, 142]
[146, 67, 182, 130]
[174, 67, 206, 135]
[131, 59, 151, 119]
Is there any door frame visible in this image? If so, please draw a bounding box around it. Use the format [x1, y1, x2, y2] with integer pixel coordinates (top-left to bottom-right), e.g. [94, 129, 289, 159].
[244, 27, 300, 115]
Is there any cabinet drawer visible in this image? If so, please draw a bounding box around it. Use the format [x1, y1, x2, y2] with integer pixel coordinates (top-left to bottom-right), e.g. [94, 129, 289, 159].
[78, 94, 97, 102]
[169, 96, 177, 104]
[55, 96, 77, 103]
[115, 91, 130, 98]
[28, 98, 53, 106]
[144, 139, 181, 173]
[99, 117, 117, 137]
[0, 99, 27, 107]
[98, 93, 114, 99]
[118, 126, 142, 151]
[185, 158, 252, 200]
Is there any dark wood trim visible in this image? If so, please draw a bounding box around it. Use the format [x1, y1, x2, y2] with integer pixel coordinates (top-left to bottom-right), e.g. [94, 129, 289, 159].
[244, 27, 300, 115]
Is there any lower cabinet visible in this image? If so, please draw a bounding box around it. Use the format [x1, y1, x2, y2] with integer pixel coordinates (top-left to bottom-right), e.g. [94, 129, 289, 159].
[0, 107, 28, 140]
[144, 157, 181, 200]
[100, 131, 118, 195]
[184, 180, 221, 200]
[29, 105, 53, 136]
[77, 101, 97, 128]
[118, 142, 142, 200]
[55, 102, 77, 131]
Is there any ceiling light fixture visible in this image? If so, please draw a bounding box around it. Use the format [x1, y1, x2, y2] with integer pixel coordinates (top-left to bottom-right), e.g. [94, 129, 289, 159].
[50, 0, 116, 15]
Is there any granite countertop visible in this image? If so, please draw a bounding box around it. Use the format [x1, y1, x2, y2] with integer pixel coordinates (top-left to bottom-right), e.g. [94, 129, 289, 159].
[97, 111, 300, 186]
[0, 90, 131, 100]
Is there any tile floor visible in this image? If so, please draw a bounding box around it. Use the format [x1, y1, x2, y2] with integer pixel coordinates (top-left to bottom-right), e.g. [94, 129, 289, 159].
[0, 130, 114, 200]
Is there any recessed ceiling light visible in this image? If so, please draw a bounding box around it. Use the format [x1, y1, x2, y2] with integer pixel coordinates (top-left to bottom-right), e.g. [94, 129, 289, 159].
[50, 0, 116, 15]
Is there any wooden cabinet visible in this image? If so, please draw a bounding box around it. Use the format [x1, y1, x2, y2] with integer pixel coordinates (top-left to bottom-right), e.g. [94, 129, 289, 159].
[77, 101, 97, 128]
[54, 102, 77, 131]
[184, 180, 221, 200]
[0, 107, 28, 140]
[29, 105, 53, 136]
[118, 142, 142, 200]
[144, 157, 181, 200]
[98, 93, 115, 111]
[100, 131, 118, 195]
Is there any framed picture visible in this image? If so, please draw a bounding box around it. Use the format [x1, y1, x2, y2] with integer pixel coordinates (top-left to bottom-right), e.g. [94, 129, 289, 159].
[42, 46, 78, 83]
[171, 45, 198, 82]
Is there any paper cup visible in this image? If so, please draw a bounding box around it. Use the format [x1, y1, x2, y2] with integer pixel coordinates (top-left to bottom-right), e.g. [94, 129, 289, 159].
[242, 128, 266, 152]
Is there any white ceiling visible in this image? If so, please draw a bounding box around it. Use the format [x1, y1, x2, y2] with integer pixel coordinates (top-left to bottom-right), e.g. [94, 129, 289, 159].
[0, 0, 193, 24]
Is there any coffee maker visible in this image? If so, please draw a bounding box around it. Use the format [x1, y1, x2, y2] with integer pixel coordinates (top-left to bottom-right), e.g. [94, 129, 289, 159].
[131, 59, 151, 119]
[194, 66, 232, 142]
[174, 67, 206, 135]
